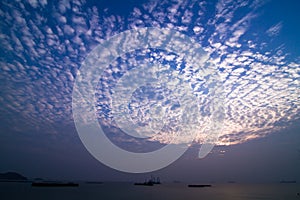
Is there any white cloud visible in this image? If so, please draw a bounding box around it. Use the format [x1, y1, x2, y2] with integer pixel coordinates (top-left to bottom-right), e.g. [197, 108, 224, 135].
[266, 22, 283, 37]
[63, 24, 75, 35]
[193, 26, 203, 34]
[28, 0, 38, 8]
[0, 0, 299, 147]
[39, 0, 47, 7]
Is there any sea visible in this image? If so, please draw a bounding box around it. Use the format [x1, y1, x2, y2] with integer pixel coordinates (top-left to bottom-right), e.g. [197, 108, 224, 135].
[1, 182, 300, 200]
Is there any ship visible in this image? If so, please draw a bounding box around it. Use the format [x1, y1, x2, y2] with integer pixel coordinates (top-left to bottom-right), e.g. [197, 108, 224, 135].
[134, 175, 161, 186]
[188, 184, 211, 188]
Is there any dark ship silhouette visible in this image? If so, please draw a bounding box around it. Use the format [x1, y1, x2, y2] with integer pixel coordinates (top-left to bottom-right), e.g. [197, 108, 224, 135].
[134, 175, 161, 186]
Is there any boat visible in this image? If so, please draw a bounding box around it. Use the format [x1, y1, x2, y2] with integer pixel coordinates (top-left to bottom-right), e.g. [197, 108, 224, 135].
[227, 181, 236, 184]
[134, 181, 154, 186]
[188, 184, 211, 188]
[280, 180, 297, 184]
[31, 182, 79, 187]
[134, 176, 160, 186]
[151, 175, 161, 184]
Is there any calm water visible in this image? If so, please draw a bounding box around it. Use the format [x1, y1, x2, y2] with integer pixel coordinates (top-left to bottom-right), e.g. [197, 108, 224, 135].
[1, 182, 300, 200]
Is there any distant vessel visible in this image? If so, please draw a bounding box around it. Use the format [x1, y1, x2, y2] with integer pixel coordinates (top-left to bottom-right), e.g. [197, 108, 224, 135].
[134, 176, 160, 186]
[31, 182, 79, 187]
[188, 184, 212, 188]
[280, 180, 297, 184]
[151, 175, 161, 184]
[134, 181, 154, 186]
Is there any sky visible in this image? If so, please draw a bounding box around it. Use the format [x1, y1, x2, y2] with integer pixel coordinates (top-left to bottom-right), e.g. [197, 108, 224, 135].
[0, 0, 299, 182]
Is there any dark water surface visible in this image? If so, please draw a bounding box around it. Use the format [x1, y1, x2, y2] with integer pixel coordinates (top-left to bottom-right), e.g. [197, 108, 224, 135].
[1, 182, 299, 200]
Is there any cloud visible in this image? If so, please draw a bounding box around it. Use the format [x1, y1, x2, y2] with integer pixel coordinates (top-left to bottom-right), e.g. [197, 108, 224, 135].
[28, 0, 39, 8]
[266, 22, 283, 37]
[0, 0, 299, 147]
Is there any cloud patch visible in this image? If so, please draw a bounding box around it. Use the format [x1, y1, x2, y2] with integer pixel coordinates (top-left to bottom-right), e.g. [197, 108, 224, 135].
[266, 22, 283, 37]
[0, 0, 299, 147]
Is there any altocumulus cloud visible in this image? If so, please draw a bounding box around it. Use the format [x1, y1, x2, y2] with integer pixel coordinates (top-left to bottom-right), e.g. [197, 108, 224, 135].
[0, 0, 299, 146]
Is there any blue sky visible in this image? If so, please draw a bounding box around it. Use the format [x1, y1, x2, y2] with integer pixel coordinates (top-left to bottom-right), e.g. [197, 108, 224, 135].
[0, 0, 299, 181]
